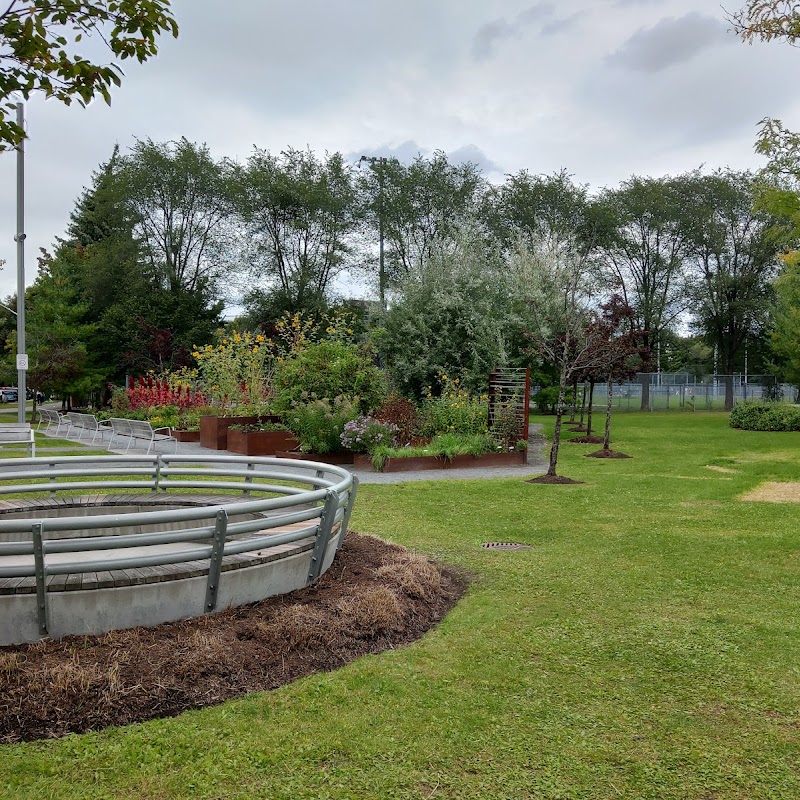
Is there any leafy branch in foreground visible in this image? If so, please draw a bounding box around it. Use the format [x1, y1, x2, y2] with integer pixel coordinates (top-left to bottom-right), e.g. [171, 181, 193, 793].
[729, 1, 800, 45]
[0, 0, 178, 149]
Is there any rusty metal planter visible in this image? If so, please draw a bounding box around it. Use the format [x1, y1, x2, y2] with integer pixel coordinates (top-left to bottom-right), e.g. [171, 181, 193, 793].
[227, 429, 299, 457]
[353, 450, 527, 472]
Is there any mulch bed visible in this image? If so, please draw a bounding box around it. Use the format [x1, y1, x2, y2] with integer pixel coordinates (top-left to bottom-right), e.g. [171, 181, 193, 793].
[0, 533, 467, 743]
[568, 435, 606, 444]
[585, 449, 631, 459]
[526, 475, 585, 485]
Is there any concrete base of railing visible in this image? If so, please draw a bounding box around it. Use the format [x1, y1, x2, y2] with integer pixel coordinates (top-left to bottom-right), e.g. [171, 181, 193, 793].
[0, 522, 339, 644]
[0, 454, 358, 645]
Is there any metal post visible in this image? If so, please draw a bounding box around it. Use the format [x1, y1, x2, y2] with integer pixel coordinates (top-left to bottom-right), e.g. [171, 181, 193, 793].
[15, 102, 27, 424]
[31, 522, 48, 637]
[378, 166, 385, 310]
[308, 489, 339, 584]
[152, 454, 162, 493]
[204, 509, 228, 612]
[336, 477, 359, 551]
[243, 462, 254, 497]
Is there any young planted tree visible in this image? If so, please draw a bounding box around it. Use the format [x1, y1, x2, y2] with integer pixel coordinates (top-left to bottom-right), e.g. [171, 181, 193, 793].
[587, 296, 648, 458]
[512, 235, 606, 481]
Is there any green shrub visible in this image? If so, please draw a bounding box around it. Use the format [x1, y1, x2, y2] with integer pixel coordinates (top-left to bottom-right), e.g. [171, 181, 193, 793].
[273, 341, 386, 414]
[417, 378, 488, 438]
[533, 386, 574, 414]
[285, 395, 360, 453]
[730, 401, 800, 431]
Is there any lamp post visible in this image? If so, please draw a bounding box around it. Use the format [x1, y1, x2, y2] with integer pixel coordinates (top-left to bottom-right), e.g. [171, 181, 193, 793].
[14, 102, 27, 424]
[359, 156, 388, 310]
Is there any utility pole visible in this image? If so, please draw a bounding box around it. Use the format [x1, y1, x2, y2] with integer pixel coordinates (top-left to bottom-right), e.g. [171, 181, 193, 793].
[15, 102, 27, 424]
[359, 156, 388, 310]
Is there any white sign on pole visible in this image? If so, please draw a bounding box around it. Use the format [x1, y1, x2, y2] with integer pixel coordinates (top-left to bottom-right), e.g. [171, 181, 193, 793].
[16, 353, 28, 371]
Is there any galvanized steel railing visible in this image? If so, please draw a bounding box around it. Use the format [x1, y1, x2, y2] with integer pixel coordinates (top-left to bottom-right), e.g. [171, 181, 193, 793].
[0, 454, 358, 638]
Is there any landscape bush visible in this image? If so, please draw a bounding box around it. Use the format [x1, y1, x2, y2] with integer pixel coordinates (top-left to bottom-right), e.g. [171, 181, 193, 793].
[417, 375, 488, 438]
[729, 400, 800, 431]
[284, 395, 360, 453]
[273, 341, 386, 414]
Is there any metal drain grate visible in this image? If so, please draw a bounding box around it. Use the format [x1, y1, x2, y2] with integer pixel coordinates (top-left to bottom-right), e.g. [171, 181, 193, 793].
[481, 541, 533, 551]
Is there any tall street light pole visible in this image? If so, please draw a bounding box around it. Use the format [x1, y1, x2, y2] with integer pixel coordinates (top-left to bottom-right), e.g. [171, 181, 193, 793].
[359, 156, 388, 311]
[15, 102, 27, 424]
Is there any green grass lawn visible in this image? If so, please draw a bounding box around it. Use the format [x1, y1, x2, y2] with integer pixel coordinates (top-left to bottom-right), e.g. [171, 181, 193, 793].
[2, 412, 799, 799]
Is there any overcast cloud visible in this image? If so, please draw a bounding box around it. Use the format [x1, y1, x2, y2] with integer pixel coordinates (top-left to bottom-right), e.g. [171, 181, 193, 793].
[0, 0, 798, 306]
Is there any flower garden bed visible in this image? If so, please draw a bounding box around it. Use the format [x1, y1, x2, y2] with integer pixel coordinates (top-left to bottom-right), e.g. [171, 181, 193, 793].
[353, 450, 527, 473]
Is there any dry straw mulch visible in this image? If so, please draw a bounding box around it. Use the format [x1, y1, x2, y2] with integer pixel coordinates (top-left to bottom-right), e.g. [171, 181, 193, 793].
[0, 533, 467, 743]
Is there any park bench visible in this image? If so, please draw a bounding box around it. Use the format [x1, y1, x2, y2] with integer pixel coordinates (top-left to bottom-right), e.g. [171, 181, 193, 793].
[65, 412, 111, 445]
[36, 408, 72, 438]
[0, 423, 35, 458]
[107, 418, 177, 454]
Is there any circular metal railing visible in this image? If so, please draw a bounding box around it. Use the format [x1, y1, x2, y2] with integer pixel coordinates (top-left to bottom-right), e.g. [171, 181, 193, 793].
[0, 454, 358, 644]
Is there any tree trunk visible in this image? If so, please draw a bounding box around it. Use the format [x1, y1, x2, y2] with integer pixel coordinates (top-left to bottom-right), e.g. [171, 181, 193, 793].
[568, 380, 577, 423]
[724, 374, 734, 412]
[604, 378, 613, 451]
[547, 361, 569, 477]
[640, 373, 650, 411]
[586, 380, 595, 436]
[578, 384, 586, 426]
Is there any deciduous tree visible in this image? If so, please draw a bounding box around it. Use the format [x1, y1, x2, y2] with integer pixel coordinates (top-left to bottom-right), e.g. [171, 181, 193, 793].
[686, 170, 777, 409]
[512, 235, 606, 480]
[236, 148, 358, 318]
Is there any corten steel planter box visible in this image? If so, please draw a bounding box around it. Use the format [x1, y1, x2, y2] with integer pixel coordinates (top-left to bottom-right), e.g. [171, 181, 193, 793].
[227, 429, 300, 457]
[199, 415, 281, 450]
[172, 429, 200, 443]
[353, 450, 527, 473]
[276, 451, 354, 466]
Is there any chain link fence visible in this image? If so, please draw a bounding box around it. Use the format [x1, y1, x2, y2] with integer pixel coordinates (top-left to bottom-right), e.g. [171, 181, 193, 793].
[590, 374, 798, 412]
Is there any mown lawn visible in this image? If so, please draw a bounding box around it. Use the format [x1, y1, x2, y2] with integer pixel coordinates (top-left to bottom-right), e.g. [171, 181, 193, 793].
[1, 412, 799, 799]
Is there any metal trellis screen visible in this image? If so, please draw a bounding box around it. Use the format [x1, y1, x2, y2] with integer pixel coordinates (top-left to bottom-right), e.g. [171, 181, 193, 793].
[488, 368, 530, 440]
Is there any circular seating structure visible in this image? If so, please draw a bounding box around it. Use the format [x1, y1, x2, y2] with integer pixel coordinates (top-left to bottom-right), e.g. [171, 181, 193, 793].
[0, 454, 358, 645]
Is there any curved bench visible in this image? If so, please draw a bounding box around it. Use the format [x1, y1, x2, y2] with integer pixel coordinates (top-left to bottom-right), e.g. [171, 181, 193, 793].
[0, 454, 358, 644]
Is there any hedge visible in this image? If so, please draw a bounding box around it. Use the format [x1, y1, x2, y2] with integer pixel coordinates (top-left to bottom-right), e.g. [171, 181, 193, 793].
[729, 401, 800, 431]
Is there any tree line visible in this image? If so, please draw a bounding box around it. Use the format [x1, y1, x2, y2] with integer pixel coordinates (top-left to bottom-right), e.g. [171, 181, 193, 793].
[6, 136, 798, 409]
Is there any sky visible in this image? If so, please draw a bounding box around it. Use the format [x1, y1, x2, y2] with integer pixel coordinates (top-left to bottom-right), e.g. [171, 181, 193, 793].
[1, 0, 799, 308]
